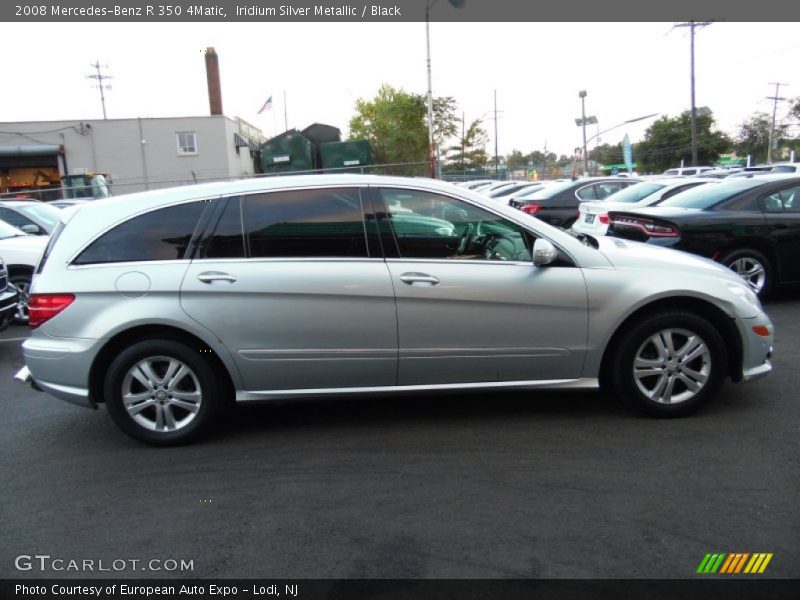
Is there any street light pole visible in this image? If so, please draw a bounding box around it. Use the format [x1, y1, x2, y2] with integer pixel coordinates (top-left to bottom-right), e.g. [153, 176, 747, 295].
[425, 0, 465, 179]
[425, 1, 435, 178]
[579, 90, 588, 176]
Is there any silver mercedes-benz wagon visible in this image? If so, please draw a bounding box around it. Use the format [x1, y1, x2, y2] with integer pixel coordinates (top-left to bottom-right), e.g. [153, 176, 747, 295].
[15, 175, 774, 445]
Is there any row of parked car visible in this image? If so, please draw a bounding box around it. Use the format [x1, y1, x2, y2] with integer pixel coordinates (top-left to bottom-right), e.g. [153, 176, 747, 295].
[0, 199, 70, 325]
[455, 166, 800, 298]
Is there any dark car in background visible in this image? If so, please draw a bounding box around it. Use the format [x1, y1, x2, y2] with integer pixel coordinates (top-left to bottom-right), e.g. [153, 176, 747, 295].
[606, 175, 800, 297]
[0, 259, 20, 331]
[509, 177, 641, 228]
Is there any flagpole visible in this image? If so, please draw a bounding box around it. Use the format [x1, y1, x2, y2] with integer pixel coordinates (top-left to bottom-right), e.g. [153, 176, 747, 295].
[272, 96, 277, 138]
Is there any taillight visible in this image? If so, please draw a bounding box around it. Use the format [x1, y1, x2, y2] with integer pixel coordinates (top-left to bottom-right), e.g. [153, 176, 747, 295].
[522, 204, 541, 215]
[609, 215, 679, 238]
[598, 214, 610, 224]
[28, 294, 75, 329]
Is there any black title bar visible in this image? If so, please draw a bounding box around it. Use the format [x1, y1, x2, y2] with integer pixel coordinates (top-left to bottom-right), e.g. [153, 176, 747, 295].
[3, 0, 800, 22]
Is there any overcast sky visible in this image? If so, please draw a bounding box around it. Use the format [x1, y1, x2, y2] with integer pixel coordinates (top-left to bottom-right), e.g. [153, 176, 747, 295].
[1, 22, 798, 158]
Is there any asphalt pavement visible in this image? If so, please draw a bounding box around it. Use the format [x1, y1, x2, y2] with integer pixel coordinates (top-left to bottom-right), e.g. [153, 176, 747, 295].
[1, 296, 798, 579]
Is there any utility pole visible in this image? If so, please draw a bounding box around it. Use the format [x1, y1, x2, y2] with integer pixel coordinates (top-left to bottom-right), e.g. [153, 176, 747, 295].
[767, 82, 788, 164]
[87, 61, 112, 120]
[493, 90, 499, 177]
[461, 111, 465, 172]
[673, 21, 711, 166]
[579, 90, 588, 175]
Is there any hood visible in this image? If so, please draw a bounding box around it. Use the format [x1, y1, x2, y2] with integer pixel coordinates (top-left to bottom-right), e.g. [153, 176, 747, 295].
[595, 235, 741, 283]
[0, 234, 48, 252]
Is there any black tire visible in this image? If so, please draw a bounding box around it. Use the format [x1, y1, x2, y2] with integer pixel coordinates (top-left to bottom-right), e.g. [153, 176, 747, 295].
[9, 272, 31, 324]
[720, 248, 772, 299]
[104, 339, 223, 446]
[611, 311, 728, 417]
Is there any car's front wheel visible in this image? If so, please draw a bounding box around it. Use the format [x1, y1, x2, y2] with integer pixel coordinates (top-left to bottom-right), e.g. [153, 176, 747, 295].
[104, 339, 223, 445]
[611, 311, 728, 417]
[9, 273, 31, 324]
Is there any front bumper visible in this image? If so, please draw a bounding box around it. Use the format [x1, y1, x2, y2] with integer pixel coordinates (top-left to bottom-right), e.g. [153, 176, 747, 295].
[736, 315, 774, 383]
[0, 286, 19, 332]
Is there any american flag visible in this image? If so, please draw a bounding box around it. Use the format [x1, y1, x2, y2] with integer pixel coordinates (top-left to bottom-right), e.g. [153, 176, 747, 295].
[257, 96, 273, 114]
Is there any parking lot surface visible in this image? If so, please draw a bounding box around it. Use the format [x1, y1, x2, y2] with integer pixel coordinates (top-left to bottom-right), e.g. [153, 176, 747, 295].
[1, 296, 798, 579]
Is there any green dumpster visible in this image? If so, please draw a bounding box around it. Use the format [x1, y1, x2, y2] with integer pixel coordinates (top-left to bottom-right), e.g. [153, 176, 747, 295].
[320, 140, 372, 174]
[259, 129, 316, 174]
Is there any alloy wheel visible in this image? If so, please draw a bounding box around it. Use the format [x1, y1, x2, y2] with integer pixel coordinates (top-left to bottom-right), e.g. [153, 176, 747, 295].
[121, 356, 203, 432]
[728, 256, 766, 294]
[632, 328, 711, 404]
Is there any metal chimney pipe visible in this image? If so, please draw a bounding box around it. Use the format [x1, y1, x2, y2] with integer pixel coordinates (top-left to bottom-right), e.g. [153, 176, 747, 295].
[204, 47, 223, 116]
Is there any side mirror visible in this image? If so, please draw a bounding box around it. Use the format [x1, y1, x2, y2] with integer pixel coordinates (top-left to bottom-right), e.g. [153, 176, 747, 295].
[533, 238, 558, 266]
[20, 224, 41, 235]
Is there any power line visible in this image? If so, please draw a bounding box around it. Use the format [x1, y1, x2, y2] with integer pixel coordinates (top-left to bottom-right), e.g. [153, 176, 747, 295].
[87, 61, 113, 120]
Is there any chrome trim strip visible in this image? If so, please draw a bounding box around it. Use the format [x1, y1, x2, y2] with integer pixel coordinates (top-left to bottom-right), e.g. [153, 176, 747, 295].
[401, 347, 569, 359]
[236, 377, 599, 401]
[386, 258, 533, 267]
[189, 257, 384, 264]
[239, 348, 396, 360]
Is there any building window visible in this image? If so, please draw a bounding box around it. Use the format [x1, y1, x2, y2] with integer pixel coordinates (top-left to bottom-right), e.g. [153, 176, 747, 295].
[176, 132, 198, 155]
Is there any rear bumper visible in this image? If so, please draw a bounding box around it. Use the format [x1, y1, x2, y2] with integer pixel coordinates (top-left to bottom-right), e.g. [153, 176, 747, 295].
[15, 365, 95, 409]
[20, 335, 100, 409]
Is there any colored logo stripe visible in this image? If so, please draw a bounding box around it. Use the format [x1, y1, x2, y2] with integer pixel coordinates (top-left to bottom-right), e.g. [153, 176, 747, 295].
[744, 553, 773, 574]
[697, 553, 773, 574]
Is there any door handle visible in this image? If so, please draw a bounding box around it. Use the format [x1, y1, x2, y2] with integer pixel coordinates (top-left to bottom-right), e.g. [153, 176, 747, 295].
[399, 272, 440, 286]
[197, 272, 237, 283]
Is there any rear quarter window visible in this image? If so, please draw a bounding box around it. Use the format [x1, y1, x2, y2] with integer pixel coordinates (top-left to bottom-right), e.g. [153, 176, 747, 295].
[73, 201, 206, 265]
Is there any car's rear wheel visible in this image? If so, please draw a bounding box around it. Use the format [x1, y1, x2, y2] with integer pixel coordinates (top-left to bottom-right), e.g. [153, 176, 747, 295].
[721, 248, 772, 298]
[104, 339, 223, 445]
[611, 311, 727, 417]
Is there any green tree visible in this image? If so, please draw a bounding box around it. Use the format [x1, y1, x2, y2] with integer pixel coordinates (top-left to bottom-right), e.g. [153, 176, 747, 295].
[588, 143, 624, 167]
[735, 113, 787, 164]
[348, 84, 459, 173]
[635, 111, 732, 173]
[790, 97, 800, 121]
[444, 118, 488, 171]
[505, 149, 528, 171]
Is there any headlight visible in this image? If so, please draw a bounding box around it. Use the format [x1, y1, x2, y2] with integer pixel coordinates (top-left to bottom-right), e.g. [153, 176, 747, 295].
[726, 282, 763, 312]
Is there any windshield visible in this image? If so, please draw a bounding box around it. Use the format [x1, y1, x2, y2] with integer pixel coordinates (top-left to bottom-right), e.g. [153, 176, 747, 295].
[604, 182, 665, 204]
[659, 178, 765, 209]
[0, 219, 27, 240]
[16, 203, 60, 229]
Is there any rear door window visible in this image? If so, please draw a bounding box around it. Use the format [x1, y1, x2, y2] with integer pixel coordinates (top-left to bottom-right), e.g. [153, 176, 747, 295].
[74, 201, 206, 264]
[243, 187, 369, 258]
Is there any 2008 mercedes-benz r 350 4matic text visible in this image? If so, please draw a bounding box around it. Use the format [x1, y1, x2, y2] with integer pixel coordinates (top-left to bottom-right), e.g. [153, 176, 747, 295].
[15, 175, 774, 445]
